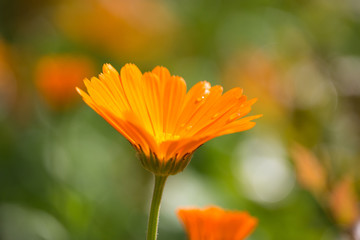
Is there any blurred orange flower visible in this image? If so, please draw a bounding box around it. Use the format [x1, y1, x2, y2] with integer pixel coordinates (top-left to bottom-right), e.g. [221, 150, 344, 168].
[223, 51, 291, 125]
[55, 0, 178, 61]
[329, 177, 359, 228]
[77, 63, 261, 175]
[35, 55, 94, 110]
[177, 206, 257, 240]
[0, 39, 17, 113]
[290, 143, 327, 195]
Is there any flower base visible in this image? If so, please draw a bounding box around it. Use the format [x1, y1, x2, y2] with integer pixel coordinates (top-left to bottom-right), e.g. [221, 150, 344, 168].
[137, 149, 192, 176]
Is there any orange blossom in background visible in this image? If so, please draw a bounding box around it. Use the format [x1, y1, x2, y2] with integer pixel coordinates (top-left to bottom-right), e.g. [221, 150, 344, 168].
[177, 206, 258, 240]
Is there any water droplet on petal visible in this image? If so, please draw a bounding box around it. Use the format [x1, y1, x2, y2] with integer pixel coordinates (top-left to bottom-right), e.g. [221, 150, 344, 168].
[196, 96, 205, 103]
[212, 113, 220, 119]
[228, 113, 240, 122]
[186, 125, 193, 130]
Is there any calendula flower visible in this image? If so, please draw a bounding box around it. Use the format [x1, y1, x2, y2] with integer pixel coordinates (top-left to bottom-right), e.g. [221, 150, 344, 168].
[177, 206, 258, 240]
[36, 55, 94, 110]
[77, 63, 261, 175]
[77, 63, 261, 240]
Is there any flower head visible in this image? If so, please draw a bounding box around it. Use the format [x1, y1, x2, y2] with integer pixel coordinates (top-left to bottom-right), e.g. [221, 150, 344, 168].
[77, 63, 261, 175]
[177, 206, 257, 240]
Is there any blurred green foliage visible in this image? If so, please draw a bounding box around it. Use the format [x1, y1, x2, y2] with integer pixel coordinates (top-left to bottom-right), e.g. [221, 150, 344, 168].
[1, 0, 360, 239]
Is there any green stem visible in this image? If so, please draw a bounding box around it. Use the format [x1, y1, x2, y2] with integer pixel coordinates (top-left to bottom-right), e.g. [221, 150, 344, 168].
[147, 175, 168, 240]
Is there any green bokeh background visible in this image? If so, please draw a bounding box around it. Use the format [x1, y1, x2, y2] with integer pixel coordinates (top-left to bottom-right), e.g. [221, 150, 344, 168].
[1, 0, 360, 239]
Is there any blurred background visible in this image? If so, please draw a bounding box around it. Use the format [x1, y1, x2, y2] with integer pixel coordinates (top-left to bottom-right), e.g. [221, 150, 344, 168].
[0, 0, 360, 239]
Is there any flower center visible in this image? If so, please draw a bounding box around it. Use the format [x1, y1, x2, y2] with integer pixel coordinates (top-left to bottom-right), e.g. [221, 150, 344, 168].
[155, 132, 180, 144]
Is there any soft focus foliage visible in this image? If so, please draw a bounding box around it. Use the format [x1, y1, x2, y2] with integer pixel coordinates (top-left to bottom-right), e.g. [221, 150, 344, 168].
[1, 0, 360, 239]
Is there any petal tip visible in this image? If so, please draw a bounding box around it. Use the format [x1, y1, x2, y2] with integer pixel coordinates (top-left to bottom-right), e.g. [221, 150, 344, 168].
[102, 63, 118, 74]
[121, 63, 142, 76]
[75, 86, 81, 94]
[250, 97, 258, 103]
[75, 86, 88, 98]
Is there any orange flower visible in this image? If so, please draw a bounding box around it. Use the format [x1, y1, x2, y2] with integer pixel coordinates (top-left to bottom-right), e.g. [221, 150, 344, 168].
[77, 63, 261, 175]
[55, 0, 178, 61]
[290, 143, 327, 195]
[329, 177, 359, 227]
[35, 55, 94, 110]
[177, 206, 258, 240]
